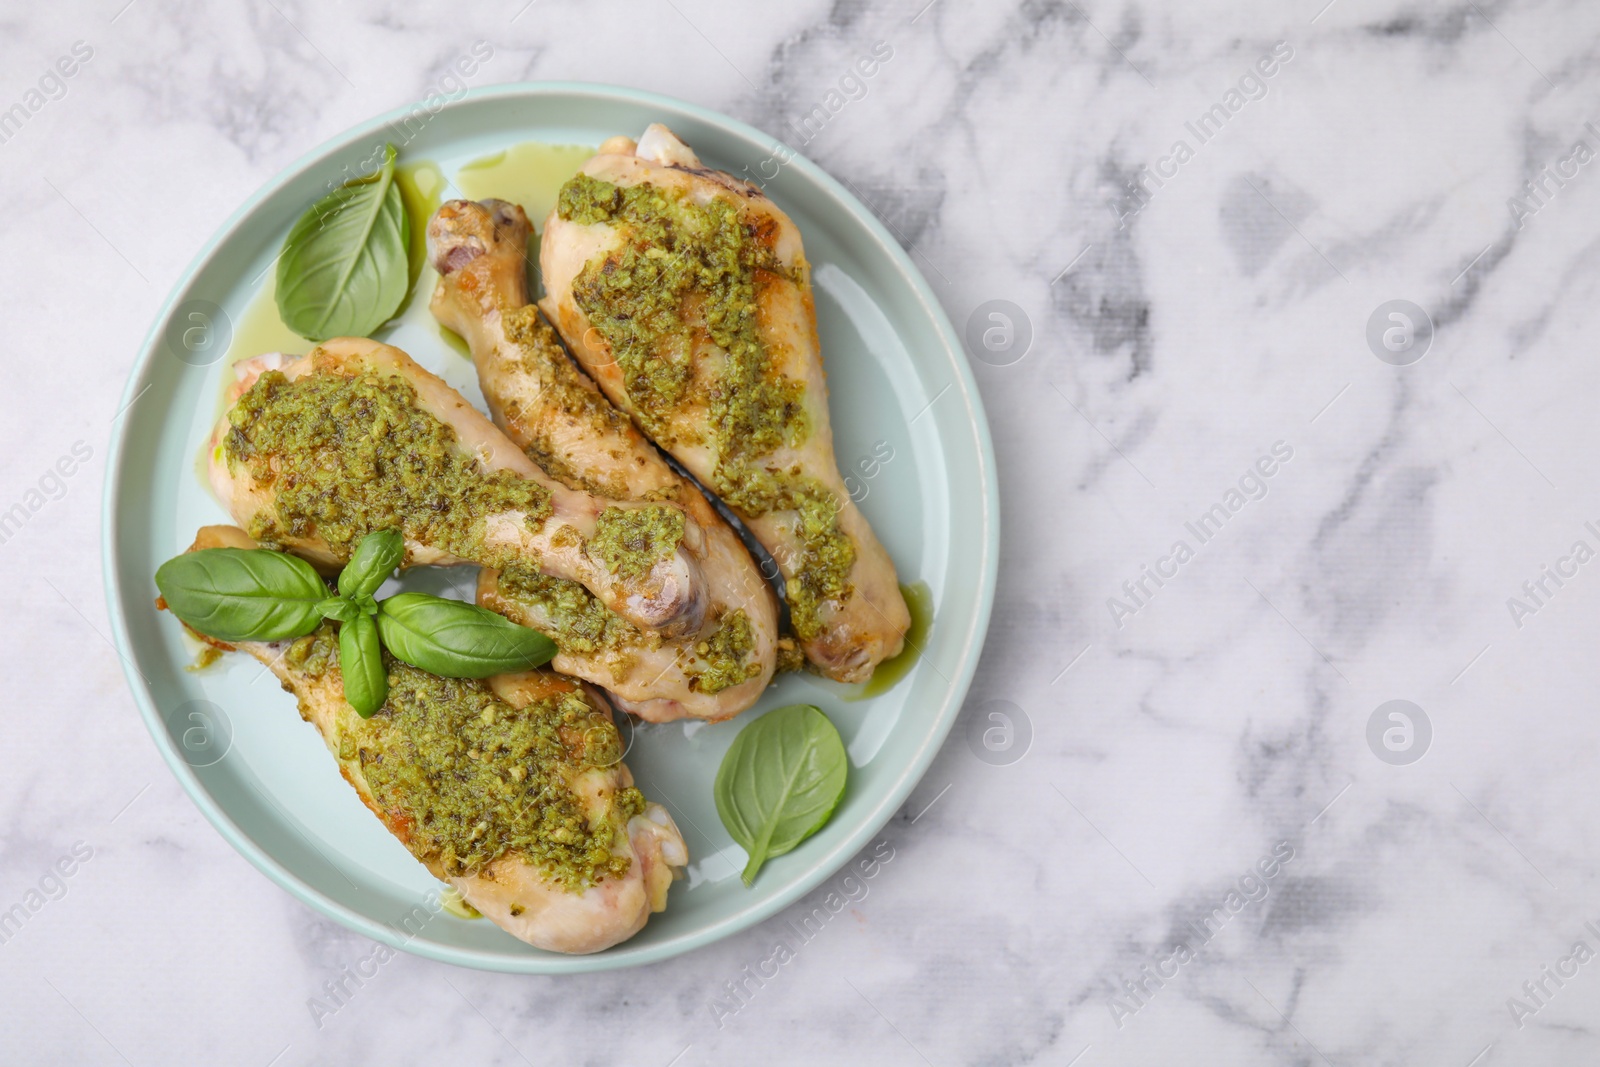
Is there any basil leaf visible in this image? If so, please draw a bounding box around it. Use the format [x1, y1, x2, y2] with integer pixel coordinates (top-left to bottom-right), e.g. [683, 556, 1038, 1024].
[338, 528, 404, 600]
[339, 613, 387, 717]
[276, 143, 410, 342]
[714, 704, 848, 886]
[375, 592, 556, 678]
[156, 548, 326, 642]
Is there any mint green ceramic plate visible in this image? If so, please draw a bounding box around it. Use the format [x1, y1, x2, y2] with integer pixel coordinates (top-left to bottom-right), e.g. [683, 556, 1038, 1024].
[103, 83, 997, 973]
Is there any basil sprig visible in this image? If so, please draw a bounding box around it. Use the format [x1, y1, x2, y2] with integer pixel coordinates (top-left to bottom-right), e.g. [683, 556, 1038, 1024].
[156, 531, 557, 717]
[713, 704, 849, 886]
[275, 142, 410, 342]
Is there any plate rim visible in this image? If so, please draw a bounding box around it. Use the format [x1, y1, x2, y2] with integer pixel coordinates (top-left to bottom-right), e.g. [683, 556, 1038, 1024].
[102, 79, 999, 973]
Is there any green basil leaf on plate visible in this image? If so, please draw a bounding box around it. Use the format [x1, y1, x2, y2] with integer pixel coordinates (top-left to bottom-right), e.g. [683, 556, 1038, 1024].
[276, 143, 410, 342]
[338, 528, 404, 600]
[339, 612, 387, 717]
[375, 592, 556, 678]
[714, 704, 849, 886]
[155, 548, 327, 643]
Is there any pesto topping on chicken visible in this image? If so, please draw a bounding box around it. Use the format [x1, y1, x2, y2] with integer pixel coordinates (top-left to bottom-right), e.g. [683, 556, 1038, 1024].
[493, 567, 647, 662]
[285, 625, 339, 678]
[717, 471, 855, 642]
[274, 620, 641, 889]
[356, 660, 644, 889]
[588, 504, 685, 583]
[225, 367, 552, 565]
[491, 569, 758, 694]
[556, 173, 856, 639]
[691, 609, 761, 693]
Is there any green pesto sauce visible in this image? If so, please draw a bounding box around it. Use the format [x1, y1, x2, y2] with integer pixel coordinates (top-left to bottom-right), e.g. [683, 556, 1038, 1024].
[226, 369, 553, 564]
[495, 567, 646, 660]
[692, 608, 761, 693]
[286, 626, 339, 678]
[557, 174, 856, 640]
[494, 570, 757, 694]
[774, 478, 856, 642]
[357, 659, 644, 889]
[588, 504, 685, 582]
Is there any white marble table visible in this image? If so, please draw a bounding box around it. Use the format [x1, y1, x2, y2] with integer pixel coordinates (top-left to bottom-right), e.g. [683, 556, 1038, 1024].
[5, 0, 1599, 1063]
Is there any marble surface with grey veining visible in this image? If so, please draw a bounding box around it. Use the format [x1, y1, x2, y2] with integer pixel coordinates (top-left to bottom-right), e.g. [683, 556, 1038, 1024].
[6, 0, 1600, 1063]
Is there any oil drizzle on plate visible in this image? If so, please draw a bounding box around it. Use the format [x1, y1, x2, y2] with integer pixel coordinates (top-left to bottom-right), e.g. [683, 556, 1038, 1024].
[220, 273, 303, 379]
[454, 142, 595, 226]
[439, 884, 483, 920]
[853, 581, 933, 699]
[385, 160, 470, 357]
[396, 161, 447, 304]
